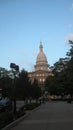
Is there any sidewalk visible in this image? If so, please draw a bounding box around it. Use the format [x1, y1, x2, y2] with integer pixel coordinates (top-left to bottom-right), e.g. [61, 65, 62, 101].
[2, 101, 73, 130]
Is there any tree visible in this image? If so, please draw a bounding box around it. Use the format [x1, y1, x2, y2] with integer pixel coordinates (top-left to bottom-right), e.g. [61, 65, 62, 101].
[51, 58, 69, 74]
[0, 67, 12, 98]
[31, 79, 42, 100]
[16, 69, 31, 101]
[45, 56, 70, 97]
[65, 40, 73, 97]
[10, 63, 19, 114]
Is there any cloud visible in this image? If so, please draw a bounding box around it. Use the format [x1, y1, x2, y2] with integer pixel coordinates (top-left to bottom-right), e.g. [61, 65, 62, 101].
[70, 3, 73, 11]
[67, 34, 73, 41]
[72, 3, 73, 9]
[66, 34, 73, 44]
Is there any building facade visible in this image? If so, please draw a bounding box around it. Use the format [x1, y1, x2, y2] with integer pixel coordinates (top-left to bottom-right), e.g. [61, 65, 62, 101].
[28, 42, 53, 90]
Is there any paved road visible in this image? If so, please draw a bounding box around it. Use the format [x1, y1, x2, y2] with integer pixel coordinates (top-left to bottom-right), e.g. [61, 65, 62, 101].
[10, 101, 73, 130]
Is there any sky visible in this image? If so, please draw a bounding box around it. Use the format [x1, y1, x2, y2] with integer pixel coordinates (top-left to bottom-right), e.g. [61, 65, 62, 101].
[0, 0, 73, 72]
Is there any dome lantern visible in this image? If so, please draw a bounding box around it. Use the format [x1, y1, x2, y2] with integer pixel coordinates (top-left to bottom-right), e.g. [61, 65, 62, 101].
[40, 41, 43, 52]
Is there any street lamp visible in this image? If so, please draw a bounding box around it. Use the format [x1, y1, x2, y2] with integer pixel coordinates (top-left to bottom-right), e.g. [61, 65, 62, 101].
[10, 63, 19, 72]
[10, 63, 19, 114]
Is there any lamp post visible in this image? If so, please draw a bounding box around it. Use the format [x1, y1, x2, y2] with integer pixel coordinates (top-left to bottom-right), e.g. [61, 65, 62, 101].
[10, 63, 19, 114]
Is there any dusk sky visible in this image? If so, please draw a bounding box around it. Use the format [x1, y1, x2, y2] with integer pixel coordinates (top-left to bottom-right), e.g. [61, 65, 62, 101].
[0, 0, 73, 72]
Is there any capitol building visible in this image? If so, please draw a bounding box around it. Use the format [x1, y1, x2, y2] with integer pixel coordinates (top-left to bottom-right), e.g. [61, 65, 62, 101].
[28, 42, 53, 89]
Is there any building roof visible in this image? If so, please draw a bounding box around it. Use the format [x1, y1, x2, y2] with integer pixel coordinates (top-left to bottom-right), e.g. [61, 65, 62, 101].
[35, 42, 49, 71]
[36, 42, 48, 64]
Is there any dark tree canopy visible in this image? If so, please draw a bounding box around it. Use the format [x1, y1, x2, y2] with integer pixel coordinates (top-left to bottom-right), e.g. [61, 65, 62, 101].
[45, 40, 73, 97]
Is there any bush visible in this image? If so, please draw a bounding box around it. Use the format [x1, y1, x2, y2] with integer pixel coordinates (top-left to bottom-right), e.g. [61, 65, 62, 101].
[25, 102, 40, 110]
[15, 106, 25, 119]
[0, 111, 14, 129]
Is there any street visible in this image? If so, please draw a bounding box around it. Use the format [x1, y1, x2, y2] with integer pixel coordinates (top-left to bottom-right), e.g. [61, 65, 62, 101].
[10, 101, 73, 130]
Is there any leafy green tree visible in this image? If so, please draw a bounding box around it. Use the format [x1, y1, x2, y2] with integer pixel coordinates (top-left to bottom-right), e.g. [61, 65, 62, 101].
[45, 40, 73, 98]
[1, 77, 12, 98]
[31, 79, 42, 100]
[65, 40, 73, 97]
[15, 69, 31, 101]
[0, 67, 13, 98]
[45, 56, 70, 97]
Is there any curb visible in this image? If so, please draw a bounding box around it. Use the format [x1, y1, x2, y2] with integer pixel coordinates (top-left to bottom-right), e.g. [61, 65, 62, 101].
[2, 103, 43, 130]
[2, 112, 31, 130]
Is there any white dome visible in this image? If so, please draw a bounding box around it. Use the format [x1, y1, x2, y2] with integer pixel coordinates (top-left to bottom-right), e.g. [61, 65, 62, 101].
[36, 49, 48, 64]
[35, 42, 49, 71]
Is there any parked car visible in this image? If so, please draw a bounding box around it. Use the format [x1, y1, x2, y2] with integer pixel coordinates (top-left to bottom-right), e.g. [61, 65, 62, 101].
[0, 98, 12, 112]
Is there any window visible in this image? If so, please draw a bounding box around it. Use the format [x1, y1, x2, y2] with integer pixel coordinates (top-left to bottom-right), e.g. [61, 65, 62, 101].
[43, 79, 45, 82]
[40, 79, 42, 82]
[43, 74, 44, 76]
[41, 67, 43, 70]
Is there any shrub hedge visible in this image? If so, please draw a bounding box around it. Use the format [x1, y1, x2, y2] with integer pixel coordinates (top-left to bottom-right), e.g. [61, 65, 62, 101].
[0, 111, 14, 129]
[25, 102, 40, 110]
